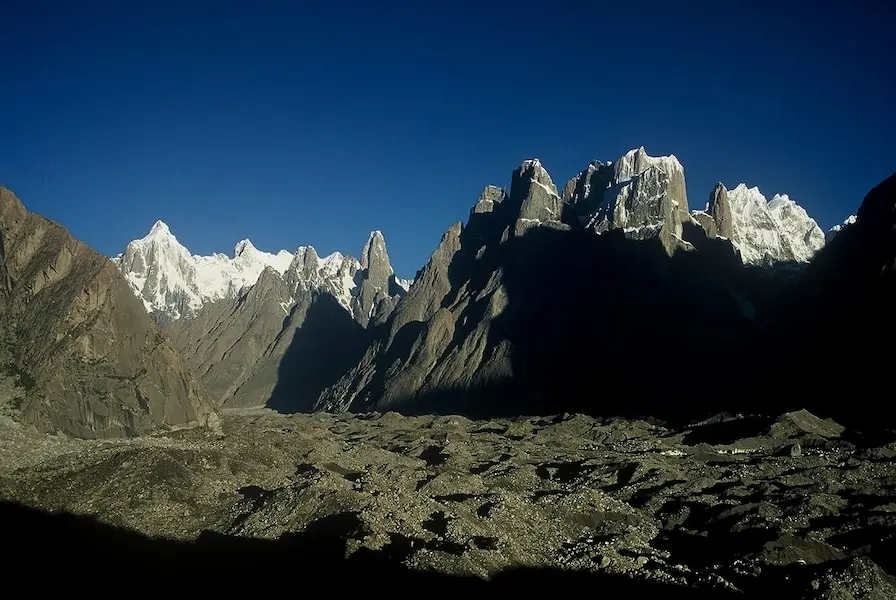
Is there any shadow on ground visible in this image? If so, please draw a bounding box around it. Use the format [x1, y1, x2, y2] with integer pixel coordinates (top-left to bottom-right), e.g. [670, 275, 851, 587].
[2, 500, 738, 596]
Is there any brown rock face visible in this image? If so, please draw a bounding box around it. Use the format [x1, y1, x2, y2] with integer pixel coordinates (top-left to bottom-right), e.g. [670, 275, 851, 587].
[0, 187, 215, 439]
[708, 183, 734, 239]
[352, 231, 395, 328]
[167, 267, 370, 413]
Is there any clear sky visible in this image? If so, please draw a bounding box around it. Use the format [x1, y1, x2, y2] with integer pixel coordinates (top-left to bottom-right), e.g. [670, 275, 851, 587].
[3, 0, 894, 277]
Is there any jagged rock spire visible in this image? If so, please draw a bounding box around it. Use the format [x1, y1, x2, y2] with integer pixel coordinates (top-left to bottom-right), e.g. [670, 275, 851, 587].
[708, 182, 733, 239]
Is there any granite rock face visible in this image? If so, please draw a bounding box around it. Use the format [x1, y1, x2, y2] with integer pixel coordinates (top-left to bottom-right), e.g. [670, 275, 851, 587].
[707, 182, 734, 239]
[352, 231, 396, 328]
[0, 187, 215, 438]
[564, 147, 690, 255]
[168, 267, 371, 412]
[164, 228, 406, 410]
[315, 156, 772, 419]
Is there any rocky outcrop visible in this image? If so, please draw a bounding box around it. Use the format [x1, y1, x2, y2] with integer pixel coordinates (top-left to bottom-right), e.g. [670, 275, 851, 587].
[352, 231, 396, 327]
[315, 171, 547, 414]
[562, 160, 615, 220]
[703, 182, 734, 239]
[564, 147, 690, 255]
[472, 185, 506, 214]
[161, 226, 406, 410]
[512, 159, 566, 229]
[0, 187, 215, 438]
[167, 266, 294, 406]
[316, 157, 772, 419]
[166, 232, 403, 411]
[285, 246, 359, 312]
[168, 262, 372, 410]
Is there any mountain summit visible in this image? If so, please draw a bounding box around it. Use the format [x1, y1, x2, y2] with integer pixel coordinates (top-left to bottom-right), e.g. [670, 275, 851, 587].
[115, 223, 409, 325]
[114, 222, 293, 323]
[155, 229, 408, 410]
[314, 148, 837, 418]
[707, 183, 825, 265]
[108, 148, 839, 420]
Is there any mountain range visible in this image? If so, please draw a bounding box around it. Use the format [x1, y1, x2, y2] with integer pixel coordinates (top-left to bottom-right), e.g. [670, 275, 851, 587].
[2, 146, 893, 438]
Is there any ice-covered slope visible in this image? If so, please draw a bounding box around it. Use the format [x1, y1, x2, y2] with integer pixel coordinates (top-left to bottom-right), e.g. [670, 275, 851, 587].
[698, 184, 825, 265]
[115, 221, 295, 322]
[116, 221, 408, 325]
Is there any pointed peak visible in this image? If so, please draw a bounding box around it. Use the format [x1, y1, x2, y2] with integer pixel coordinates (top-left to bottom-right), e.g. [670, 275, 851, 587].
[138, 219, 178, 244]
[149, 220, 170, 235]
[233, 239, 257, 257]
[360, 229, 392, 273]
[519, 158, 544, 171]
[294, 245, 321, 267]
[361, 229, 386, 252]
[512, 158, 558, 198]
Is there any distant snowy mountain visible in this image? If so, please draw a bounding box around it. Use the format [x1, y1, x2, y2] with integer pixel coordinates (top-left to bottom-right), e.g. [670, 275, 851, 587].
[826, 214, 857, 243]
[692, 183, 825, 265]
[114, 221, 294, 321]
[114, 221, 408, 324]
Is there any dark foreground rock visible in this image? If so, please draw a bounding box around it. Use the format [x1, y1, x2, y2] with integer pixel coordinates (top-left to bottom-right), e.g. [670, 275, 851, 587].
[1, 409, 893, 597]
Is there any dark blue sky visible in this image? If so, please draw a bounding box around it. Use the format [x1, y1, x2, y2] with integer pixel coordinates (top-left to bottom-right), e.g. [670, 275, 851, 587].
[3, 0, 894, 276]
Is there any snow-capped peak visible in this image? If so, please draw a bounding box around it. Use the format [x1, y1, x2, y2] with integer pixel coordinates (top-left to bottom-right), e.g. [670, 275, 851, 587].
[117, 221, 295, 321]
[722, 184, 825, 265]
[234, 238, 256, 257]
[149, 219, 171, 235]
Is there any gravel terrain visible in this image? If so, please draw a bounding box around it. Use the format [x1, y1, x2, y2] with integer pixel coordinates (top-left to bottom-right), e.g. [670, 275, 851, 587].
[1, 407, 894, 597]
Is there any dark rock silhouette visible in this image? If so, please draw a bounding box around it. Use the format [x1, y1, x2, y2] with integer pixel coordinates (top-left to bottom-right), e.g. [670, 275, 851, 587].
[313, 171, 896, 432]
[786, 173, 896, 428]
